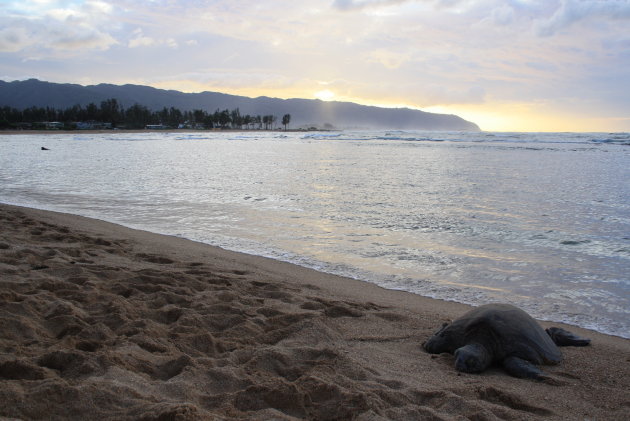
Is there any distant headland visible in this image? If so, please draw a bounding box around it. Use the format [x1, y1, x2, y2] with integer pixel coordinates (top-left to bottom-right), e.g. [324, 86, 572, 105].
[0, 79, 480, 131]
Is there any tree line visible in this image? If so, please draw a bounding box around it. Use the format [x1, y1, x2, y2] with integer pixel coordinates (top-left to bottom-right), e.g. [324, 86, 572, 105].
[0, 98, 292, 130]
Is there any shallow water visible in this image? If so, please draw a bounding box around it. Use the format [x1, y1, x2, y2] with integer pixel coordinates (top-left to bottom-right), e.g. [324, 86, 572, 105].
[1, 130, 629, 337]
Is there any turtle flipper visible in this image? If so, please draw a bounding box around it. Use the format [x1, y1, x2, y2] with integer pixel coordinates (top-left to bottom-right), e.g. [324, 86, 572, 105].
[546, 327, 591, 347]
[502, 356, 547, 380]
[454, 343, 492, 373]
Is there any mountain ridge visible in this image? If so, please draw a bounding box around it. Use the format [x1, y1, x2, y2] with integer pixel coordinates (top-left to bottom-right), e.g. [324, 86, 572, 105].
[0, 79, 480, 131]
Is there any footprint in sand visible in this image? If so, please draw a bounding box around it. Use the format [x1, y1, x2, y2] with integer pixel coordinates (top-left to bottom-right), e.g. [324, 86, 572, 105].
[477, 387, 554, 416]
[136, 253, 175, 264]
[0, 360, 48, 380]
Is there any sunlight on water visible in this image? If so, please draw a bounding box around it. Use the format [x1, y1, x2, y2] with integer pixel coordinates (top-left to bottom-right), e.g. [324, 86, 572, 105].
[1, 130, 629, 337]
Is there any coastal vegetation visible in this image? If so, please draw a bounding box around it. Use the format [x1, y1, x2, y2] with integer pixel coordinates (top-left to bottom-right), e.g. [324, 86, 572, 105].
[0, 79, 481, 131]
[0, 98, 290, 131]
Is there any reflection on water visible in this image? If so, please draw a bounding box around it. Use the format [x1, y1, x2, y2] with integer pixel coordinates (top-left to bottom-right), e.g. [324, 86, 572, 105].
[1, 130, 629, 337]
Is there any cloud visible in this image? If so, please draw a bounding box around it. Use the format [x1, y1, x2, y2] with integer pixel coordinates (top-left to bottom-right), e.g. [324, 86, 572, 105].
[50, 26, 118, 51]
[0, 27, 30, 53]
[128, 28, 179, 49]
[366, 49, 412, 69]
[332, 0, 411, 11]
[0, 18, 117, 53]
[162, 70, 298, 91]
[128, 36, 156, 48]
[535, 0, 630, 37]
[380, 82, 487, 107]
[128, 28, 155, 48]
[0, 0, 119, 53]
[488, 5, 515, 26]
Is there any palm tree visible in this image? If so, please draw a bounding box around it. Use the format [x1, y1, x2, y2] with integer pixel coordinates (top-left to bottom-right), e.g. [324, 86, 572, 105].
[282, 114, 291, 130]
[231, 108, 242, 129]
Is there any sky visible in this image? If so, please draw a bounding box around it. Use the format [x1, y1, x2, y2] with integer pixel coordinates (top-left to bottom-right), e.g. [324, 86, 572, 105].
[1, 0, 629, 132]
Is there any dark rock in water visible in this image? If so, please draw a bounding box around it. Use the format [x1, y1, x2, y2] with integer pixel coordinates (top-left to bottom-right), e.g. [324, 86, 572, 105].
[560, 239, 590, 245]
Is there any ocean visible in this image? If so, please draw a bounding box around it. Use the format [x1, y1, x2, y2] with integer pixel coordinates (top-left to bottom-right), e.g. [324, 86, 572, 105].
[1, 130, 629, 338]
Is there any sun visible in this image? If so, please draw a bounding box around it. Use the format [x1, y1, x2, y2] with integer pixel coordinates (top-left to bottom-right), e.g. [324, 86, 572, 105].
[314, 89, 335, 101]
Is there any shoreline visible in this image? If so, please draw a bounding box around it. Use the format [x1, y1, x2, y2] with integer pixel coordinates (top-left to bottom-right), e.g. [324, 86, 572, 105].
[1, 203, 629, 420]
[4, 199, 626, 341]
[0, 128, 335, 135]
[5, 199, 623, 340]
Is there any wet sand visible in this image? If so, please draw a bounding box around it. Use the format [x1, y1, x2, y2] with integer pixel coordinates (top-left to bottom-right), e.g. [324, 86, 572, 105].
[1, 203, 629, 420]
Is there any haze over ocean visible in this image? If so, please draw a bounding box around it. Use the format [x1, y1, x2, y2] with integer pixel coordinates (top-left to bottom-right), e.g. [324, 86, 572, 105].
[1, 130, 628, 338]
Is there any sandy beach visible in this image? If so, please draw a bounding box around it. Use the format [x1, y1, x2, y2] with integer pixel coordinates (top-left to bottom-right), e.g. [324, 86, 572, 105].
[1, 203, 629, 420]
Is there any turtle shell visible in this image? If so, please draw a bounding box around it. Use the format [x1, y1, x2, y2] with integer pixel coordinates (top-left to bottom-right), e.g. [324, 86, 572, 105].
[427, 303, 562, 365]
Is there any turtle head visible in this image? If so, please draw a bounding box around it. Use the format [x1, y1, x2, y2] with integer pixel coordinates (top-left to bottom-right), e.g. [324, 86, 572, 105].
[454, 343, 492, 373]
[424, 322, 457, 354]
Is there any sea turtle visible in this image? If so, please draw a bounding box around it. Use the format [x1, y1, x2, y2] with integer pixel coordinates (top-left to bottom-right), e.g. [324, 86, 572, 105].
[423, 303, 590, 380]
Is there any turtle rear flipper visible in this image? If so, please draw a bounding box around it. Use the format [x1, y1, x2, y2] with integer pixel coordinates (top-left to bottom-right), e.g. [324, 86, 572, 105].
[546, 327, 591, 347]
[503, 357, 566, 385]
[502, 356, 546, 380]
